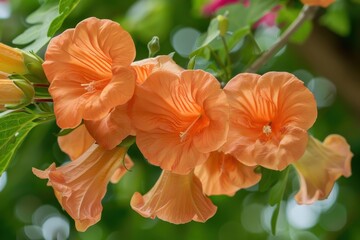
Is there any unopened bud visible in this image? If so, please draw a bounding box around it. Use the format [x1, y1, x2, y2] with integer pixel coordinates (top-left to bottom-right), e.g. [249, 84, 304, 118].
[22, 50, 47, 83]
[147, 36, 160, 57]
[0, 43, 47, 83]
[217, 15, 229, 37]
[0, 79, 35, 110]
[0, 43, 27, 75]
[187, 56, 196, 70]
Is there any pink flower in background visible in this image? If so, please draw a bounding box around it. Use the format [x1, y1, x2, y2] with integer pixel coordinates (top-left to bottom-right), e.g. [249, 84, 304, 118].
[203, 0, 280, 29]
[203, 0, 245, 16]
[254, 5, 282, 28]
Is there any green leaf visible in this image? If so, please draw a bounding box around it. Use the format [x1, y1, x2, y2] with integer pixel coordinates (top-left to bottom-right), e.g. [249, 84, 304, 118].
[267, 167, 289, 236]
[227, 26, 250, 51]
[201, 17, 221, 48]
[190, 17, 221, 57]
[271, 203, 281, 235]
[268, 166, 289, 206]
[0, 112, 40, 174]
[12, 0, 80, 52]
[258, 168, 282, 192]
[48, 0, 81, 37]
[235, 33, 262, 67]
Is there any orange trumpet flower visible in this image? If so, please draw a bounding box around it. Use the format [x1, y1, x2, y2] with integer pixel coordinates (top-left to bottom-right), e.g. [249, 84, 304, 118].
[293, 134, 353, 204]
[223, 72, 317, 170]
[131, 170, 217, 224]
[33, 144, 133, 231]
[131, 69, 229, 174]
[43, 17, 136, 129]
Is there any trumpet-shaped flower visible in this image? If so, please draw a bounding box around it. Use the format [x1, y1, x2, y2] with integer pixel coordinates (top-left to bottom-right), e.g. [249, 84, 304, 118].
[293, 134, 353, 204]
[57, 124, 132, 183]
[43, 17, 136, 129]
[194, 151, 261, 196]
[301, 0, 334, 7]
[223, 72, 317, 170]
[131, 70, 229, 174]
[131, 170, 217, 224]
[33, 144, 133, 231]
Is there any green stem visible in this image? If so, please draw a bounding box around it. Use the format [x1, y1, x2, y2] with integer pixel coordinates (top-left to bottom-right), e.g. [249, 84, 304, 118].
[210, 48, 228, 81]
[220, 35, 232, 80]
[245, 5, 318, 73]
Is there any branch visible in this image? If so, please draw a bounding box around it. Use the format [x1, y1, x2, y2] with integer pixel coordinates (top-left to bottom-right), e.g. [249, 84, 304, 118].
[245, 5, 318, 73]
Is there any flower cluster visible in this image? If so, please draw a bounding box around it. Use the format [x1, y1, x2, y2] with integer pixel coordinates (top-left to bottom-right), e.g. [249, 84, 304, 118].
[25, 17, 353, 232]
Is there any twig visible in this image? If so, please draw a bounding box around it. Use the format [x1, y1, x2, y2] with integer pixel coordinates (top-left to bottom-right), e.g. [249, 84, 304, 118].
[245, 5, 318, 73]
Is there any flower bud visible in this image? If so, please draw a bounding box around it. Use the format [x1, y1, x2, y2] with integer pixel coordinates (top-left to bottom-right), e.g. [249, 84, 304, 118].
[0, 43, 47, 83]
[0, 78, 34, 110]
[187, 56, 196, 70]
[147, 36, 160, 57]
[22, 51, 47, 83]
[0, 43, 27, 75]
[217, 14, 228, 37]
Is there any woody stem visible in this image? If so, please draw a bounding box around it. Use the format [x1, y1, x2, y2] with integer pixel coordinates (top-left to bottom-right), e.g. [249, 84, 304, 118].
[245, 5, 319, 73]
[34, 98, 53, 102]
[33, 83, 50, 88]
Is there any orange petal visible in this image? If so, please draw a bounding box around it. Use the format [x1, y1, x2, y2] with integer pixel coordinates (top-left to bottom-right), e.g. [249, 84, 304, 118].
[131, 55, 183, 85]
[81, 67, 135, 120]
[85, 103, 135, 150]
[131, 70, 229, 174]
[0, 71, 9, 78]
[43, 17, 136, 128]
[293, 135, 353, 204]
[195, 152, 261, 196]
[136, 131, 209, 174]
[58, 124, 95, 160]
[223, 72, 317, 170]
[300, 0, 334, 7]
[32, 144, 131, 231]
[43, 17, 135, 83]
[130, 170, 217, 224]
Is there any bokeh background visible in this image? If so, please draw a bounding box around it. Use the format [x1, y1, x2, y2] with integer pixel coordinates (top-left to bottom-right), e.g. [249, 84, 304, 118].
[0, 0, 359, 239]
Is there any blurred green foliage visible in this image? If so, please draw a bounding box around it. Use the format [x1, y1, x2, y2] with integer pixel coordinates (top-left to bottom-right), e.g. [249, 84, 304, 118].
[0, 0, 360, 239]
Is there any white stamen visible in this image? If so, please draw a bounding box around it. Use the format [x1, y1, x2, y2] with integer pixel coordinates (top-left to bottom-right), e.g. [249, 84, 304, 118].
[179, 115, 201, 142]
[263, 125, 272, 136]
[81, 82, 96, 92]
